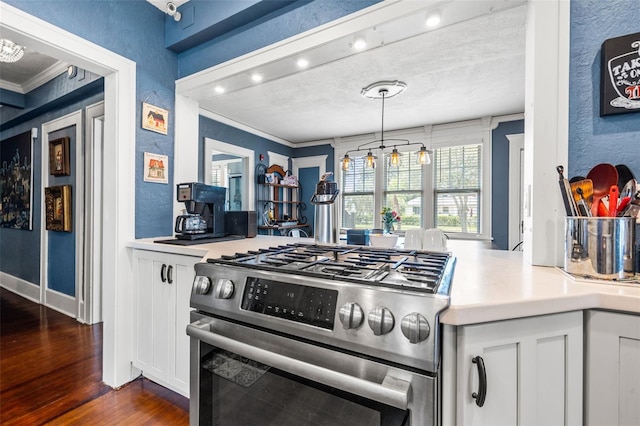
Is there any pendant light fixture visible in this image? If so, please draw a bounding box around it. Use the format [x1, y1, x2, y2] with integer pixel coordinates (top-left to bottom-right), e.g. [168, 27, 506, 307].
[341, 80, 432, 171]
[0, 39, 25, 63]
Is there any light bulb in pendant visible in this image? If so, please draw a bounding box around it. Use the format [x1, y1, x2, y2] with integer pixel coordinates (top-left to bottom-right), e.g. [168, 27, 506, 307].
[390, 148, 401, 167]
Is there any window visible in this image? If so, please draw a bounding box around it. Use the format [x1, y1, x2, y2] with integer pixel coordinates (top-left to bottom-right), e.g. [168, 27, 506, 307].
[433, 144, 481, 234]
[338, 125, 487, 238]
[383, 151, 423, 231]
[342, 157, 375, 229]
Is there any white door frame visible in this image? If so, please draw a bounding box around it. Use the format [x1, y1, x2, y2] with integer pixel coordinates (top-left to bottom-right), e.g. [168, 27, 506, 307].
[40, 111, 84, 317]
[507, 133, 525, 251]
[1, 3, 137, 388]
[82, 101, 105, 324]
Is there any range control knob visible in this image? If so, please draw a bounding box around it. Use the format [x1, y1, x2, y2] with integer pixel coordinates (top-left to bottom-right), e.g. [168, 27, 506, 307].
[368, 307, 395, 336]
[212, 278, 234, 299]
[339, 302, 364, 329]
[401, 313, 431, 343]
[193, 276, 211, 295]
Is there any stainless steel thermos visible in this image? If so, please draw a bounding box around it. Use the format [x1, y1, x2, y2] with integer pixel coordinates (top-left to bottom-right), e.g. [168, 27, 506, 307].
[310, 173, 339, 244]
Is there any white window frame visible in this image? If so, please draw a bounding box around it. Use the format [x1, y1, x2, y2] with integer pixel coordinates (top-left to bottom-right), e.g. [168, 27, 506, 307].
[335, 118, 492, 240]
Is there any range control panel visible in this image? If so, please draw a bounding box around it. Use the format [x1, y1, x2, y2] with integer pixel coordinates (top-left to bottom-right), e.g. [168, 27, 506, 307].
[241, 277, 337, 330]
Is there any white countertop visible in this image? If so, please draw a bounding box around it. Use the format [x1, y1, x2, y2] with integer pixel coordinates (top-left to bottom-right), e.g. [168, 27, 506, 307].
[442, 240, 640, 325]
[128, 236, 640, 326]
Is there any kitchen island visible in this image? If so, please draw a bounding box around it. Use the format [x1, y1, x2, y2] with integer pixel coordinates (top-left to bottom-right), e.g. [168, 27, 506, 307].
[128, 236, 640, 425]
[129, 236, 640, 323]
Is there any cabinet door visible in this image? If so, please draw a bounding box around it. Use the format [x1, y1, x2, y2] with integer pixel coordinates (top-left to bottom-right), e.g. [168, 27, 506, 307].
[165, 253, 198, 397]
[132, 251, 173, 379]
[585, 310, 640, 426]
[132, 250, 198, 397]
[456, 311, 582, 426]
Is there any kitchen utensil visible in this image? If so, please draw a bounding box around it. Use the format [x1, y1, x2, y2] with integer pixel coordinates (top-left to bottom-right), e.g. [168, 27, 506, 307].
[617, 196, 631, 215]
[575, 187, 592, 216]
[586, 163, 618, 216]
[619, 179, 637, 199]
[597, 197, 610, 217]
[608, 185, 619, 217]
[615, 164, 635, 193]
[571, 179, 594, 209]
[557, 166, 578, 216]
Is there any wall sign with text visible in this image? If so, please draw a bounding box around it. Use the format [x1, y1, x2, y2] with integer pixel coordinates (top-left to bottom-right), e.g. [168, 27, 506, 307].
[600, 32, 640, 116]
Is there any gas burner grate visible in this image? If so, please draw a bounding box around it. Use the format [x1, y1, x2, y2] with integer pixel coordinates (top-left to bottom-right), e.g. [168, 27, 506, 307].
[207, 243, 453, 293]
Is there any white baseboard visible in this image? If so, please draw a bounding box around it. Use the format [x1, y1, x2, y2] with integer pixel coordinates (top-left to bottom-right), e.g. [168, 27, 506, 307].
[0, 272, 40, 302]
[0, 271, 76, 319]
[44, 288, 76, 318]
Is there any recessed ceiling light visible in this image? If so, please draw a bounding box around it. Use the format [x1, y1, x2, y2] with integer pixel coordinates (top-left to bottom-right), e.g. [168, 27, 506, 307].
[251, 73, 263, 83]
[296, 58, 309, 68]
[214, 85, 225, 94]
[425, 11, 441, 28]
[352, 37, 367, 50]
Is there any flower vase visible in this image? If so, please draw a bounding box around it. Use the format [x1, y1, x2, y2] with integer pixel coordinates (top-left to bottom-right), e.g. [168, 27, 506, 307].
[383, 222, 393, 234]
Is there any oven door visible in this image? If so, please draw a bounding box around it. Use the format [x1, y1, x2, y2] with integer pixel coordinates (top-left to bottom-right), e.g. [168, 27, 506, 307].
[187, 313, 437, 426]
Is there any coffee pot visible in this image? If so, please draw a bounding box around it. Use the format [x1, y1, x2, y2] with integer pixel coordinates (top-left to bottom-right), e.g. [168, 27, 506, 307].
[310, 172, 340, 244]
[175, 211, 207, 235]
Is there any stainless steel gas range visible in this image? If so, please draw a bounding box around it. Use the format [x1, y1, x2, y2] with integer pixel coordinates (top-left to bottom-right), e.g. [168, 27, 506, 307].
[187, 243, 456, 426]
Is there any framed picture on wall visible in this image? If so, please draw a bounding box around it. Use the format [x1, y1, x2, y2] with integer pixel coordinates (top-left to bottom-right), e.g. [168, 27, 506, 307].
[600, 31, 640, 116]
[45, 185, 72, 232]
[49, 137, 70, 176]
[142, 102, 169, 135]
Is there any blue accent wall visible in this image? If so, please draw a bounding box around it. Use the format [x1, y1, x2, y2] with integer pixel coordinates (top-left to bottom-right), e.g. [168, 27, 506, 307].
[568, 0, 640, 179]
[6, 0, 179, 239]
[491, 120, 524, 250]
[46, 126, 77, 296]
[0, 91, 104, 286]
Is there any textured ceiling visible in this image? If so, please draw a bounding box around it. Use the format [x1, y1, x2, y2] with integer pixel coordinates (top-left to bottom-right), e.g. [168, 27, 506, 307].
[197, 4, 527, 144]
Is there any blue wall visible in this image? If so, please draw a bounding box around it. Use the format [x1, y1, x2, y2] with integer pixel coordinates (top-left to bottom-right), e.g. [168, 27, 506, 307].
[46, 126, 77, 296]
[0, 90, 104, 286]
[569, 0, 640, 179]
[6, 0, 179, 239]
[492, 120, 525, 250]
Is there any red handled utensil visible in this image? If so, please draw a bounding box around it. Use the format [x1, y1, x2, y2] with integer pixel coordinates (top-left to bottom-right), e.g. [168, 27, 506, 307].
[587, 163, 618, 216]
[608, 185, 618, 217]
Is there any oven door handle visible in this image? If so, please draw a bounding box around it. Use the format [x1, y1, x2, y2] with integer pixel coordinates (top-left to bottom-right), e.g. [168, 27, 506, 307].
[187, 320, 411, 409]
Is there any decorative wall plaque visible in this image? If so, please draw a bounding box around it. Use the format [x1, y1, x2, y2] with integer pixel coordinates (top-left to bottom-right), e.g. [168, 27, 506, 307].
[600, 32, 640, 116]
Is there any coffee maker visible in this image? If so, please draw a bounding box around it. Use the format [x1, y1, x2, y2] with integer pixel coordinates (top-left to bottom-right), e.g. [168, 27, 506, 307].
[176, 182, 226, 240]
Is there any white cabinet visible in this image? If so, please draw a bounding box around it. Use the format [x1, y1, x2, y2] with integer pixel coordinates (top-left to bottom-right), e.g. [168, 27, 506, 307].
[455, 311, 583, 425]
[132, 249, 199, 397]
[585, 310, 640, 426]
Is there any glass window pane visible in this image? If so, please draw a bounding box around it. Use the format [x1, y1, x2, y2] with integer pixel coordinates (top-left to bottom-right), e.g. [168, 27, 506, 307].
[434, 145, 481, 190]
[433, 144, 481, 234]
[343, 157, 375, 193]
[383, 152, 423, 230]
[342, 194, 374, 229]
[435, 192, 480, 233]
[383, 192, 421, 231]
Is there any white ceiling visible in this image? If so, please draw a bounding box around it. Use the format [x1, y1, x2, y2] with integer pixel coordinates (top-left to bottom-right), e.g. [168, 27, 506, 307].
[1, 1, 527, 144]
[191, 2, 528, 144]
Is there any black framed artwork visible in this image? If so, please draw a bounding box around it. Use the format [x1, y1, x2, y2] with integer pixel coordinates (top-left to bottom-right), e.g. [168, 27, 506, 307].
[600, 32, 640, 116]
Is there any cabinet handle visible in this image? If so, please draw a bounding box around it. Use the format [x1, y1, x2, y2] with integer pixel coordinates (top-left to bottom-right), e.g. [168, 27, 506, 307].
[471, 356, 487, 407]
[160, 264, 167, 283]
[167, 265, 173, 284]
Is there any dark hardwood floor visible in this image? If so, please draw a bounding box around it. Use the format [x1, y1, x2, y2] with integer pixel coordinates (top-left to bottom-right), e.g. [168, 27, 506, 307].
[0, 288, 189, 425]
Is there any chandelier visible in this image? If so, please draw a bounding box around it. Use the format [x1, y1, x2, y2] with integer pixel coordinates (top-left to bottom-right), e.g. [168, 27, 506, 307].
[341, 80, 431, 171]
[0, 39, 25, 63]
